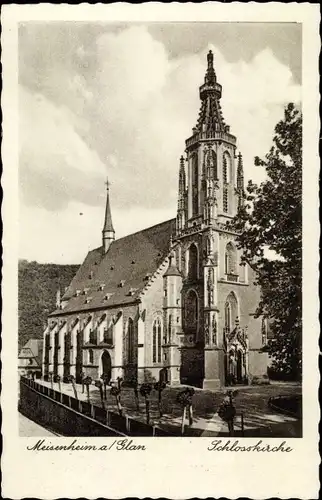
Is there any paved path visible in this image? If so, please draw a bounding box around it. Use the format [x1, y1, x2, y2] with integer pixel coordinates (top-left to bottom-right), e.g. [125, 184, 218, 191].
[19, 412, 58, 437]
[36, 379, 301, 437]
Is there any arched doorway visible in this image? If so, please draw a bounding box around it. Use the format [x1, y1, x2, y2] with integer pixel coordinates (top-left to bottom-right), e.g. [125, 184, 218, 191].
[101, 350, 112, 383]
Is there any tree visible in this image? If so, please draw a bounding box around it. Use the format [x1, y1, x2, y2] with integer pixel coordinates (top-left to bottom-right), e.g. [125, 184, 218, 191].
[83, 376, 92, 403]
[67, 374, 78, 400]
[100, 373, 110, 400]
[18, 260, 79, 349]
[230, 103, 302, 379]
[130, 377, 140, 412]
[95, 380, 105, 409]
[154, 381, 166, 418]
[54, 374, 62, 393]
[177, 387, 195, 435]
[110, 385, 123, 416]
[140, 383, 153, 424]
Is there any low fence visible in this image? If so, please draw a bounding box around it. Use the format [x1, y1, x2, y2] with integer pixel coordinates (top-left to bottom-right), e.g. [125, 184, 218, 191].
[19, 377, 171, 437]
[268, 395, 302, 419]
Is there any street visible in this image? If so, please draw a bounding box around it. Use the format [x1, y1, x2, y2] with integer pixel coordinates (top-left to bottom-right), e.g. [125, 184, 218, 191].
[19, 412, 58, 437]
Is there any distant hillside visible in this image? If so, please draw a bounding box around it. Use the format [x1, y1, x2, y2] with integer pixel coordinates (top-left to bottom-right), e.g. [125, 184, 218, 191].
[18, 260, 79, 349]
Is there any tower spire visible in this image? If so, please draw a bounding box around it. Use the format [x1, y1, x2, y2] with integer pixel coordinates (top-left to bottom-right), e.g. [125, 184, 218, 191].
[195, 50, 227, 136]
[176, 155, 187, 234]
[178, 155, 186, 195]
[102, 178, 115, 254]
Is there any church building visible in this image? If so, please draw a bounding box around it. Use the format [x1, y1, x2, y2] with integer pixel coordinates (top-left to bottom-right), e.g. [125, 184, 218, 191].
[42, 51, 269, 389]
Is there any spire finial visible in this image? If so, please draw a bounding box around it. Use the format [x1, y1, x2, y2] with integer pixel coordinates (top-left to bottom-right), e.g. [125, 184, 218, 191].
[102, 178, 115, 254]
[205, 49, 216, 85]
[207, 50, 213, 69]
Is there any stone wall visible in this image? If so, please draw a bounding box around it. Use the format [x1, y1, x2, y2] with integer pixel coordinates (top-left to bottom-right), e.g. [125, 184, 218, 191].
[19, 377, 171, 437]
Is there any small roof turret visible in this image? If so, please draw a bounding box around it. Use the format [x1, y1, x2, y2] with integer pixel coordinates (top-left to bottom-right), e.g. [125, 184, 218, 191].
[164, 251, 181, 278]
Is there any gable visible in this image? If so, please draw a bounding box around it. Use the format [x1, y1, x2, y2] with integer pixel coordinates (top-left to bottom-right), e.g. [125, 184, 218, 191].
[19, 347, 34, 358]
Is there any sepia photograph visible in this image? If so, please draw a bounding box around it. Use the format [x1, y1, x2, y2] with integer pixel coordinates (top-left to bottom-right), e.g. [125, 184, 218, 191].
[2, 4, 320, 499]
[17, 19, 304, 439]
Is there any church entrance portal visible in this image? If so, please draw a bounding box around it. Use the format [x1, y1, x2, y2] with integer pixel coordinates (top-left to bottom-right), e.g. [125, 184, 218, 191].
[225, 349, 246, 385]
[101, 350, 112, 383]
[236, 350, 243, 382]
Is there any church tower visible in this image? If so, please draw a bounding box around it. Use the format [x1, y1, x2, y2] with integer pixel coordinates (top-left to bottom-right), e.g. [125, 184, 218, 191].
[173, 50, 247, 389]
[102, 179, 115, 254]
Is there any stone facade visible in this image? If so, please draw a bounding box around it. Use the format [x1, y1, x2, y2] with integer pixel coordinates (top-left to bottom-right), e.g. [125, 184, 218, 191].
[42, 51, 268, 388]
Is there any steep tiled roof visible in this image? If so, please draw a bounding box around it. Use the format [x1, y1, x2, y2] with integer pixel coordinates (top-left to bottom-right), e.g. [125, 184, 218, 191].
[50, 218, 176, 316]
[18, 339, 43, 366]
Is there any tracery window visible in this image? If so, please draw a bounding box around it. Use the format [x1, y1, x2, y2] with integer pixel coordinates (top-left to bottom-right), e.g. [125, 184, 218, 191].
[224, 292, 238, 332]
[152, 317, 162, 364]
[225, 242, 237, 275]
[188, 244, 198, 280]
[206, 149, 218, 180]
[103, 322, 114, 345]
[223, 152, 232, 184]
[192, 153, 199, 217]
[89, 328, 97, 345]
[223, 152, 232, 213]
[261, 318, 268, 345]
[225, 302, 231, 330]
[127, 318, 135, 364]
[185, 289, 198, 331]
[168, 314, 172, 343]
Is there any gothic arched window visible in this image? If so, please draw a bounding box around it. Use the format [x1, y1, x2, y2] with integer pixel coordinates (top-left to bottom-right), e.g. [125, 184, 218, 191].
[225, 302, 231, 330]
[185, 289, 198, 330]
[206, 236, 212, 257]
[127, 318, 135, 364]
[261, 318, 268, 345]
[188, 244, 198, 280]
[168, 314, 172, 341]
[223, 152, 232, 213]
[225, 242, 237, 275]
[192, 153, 199, 217]
[206, 149, 218, 180]
[224, 292, 238, 331]
[104, 320, 114, 345]
[152, 317, 162, 363]
[223, 152, 232, 184]
[88, 349, 94, 364]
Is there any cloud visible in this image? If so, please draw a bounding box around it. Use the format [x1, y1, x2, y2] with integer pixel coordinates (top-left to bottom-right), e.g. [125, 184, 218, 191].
[19, 202, 175, 264]
[18, 24, 301, 262]
[19, 86, 107, 211]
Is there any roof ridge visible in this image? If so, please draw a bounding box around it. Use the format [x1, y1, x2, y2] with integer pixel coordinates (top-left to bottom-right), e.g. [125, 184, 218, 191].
[114, 217, 175, 243]
[90, 218, 176, 253]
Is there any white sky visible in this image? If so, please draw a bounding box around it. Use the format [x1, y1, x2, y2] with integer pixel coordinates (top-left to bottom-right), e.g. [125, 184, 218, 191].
[18, 22, 302, 264]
